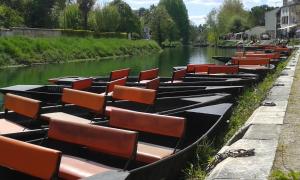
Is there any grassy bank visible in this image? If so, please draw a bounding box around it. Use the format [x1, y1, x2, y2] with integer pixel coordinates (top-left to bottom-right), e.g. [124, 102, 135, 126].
[0, 36, 161, 66]
[184, 59, 289, 179]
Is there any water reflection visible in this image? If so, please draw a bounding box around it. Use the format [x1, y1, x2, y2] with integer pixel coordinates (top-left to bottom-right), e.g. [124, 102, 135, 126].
[0, 47, 236, 105]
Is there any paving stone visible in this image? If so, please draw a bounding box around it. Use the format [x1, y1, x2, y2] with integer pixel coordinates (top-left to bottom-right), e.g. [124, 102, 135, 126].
[207, 139, 278, 180]
[243, 124, 281, 140]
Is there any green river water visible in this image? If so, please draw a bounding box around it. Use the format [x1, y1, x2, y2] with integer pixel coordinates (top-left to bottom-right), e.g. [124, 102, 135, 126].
[0, 47, 236, 106]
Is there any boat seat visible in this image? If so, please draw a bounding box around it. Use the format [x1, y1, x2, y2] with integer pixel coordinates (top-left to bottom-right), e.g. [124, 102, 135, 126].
[0, 119, 27, 134]
[47, 120, 138, 179]
[136, 142, 173, 164]
[138, 68, 159, 83]
[71, 78, 93, 90]
[1, 93, 41, 135]
[105, 106, 124, 117]
[59, 154, 118, 180]
[109, 68, 130, 81]
[145, 77, 160, 90]
[62, 88, 106, 115]
[40, 112, 92, 124]
[0, 136, 61, 179]
[104, 77, 127, 95]
[109, 108, 185, 164]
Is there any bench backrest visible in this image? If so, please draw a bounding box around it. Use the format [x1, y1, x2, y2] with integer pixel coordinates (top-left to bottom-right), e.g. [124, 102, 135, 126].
[62, 88, 105, 114]
[232, 58, 270, 66]
[112, 85, 156, 105]
[48, 120, 138, 159]
[72, 78, 93, 90]
[109, 68, 130, 81]
[187, 64, 214, 73]
[145, 77, 160, 90]
[138, 68, 159, 82]
[208, 65, 239, 74]
[110, 108, 185, 138]
[105, 77, 127, 95]
[172, 69, 186, 82]
[245, 53, 280, 59]
[0, 136, 61, 179]
[4, 93, 41, 120]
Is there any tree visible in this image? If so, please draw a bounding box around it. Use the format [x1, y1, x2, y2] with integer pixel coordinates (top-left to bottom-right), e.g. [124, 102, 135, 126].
[159, 0, 189, 43]
[109, 0, 141, 33]
[229, 16, 248, 33]
[249, 5, 276, 27]
[0, 5, 24, 28]
[189, 22, 200, 43]
[147, 5, 178, 45]
[59, 3, 82, 29]
[77, 0, 95, 30]
[217, 0, 249, 34]
[206, 9, 219, 45]
[95, 5, 121, 32]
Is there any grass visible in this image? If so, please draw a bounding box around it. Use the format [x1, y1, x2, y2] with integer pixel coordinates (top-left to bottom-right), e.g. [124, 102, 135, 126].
[270, 170, 300, 180]
[0, 36, 161, 67]
[184, 59, 289, 179]
[288, 39, 300, 46]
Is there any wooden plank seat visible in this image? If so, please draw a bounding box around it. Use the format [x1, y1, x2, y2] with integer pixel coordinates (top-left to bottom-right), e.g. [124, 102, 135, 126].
[100, 77, 127, 96]
[0, 136, 61, 179]
[109, 108, 185, 164]
[145, 77, 160, 90]
[105, 85, 157, 117]
[165, 69, 186, 83]
[231, 58, 270, 66]
[47, 120, 138, 179]
[0, 93, 41, 135]
[109, 68, 130, 81]
[71, 78, 93, 90]
[41, 88, 106, 124]
[208, 65, 239, 74]
[187, 64, 214, 74]
[138, 68, 159, 83]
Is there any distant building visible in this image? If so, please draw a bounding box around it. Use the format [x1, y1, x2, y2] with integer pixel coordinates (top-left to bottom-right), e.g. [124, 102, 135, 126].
[265, 8, 281, 39]
[278, 0, 300, 38]
[245, 26, 267, 40]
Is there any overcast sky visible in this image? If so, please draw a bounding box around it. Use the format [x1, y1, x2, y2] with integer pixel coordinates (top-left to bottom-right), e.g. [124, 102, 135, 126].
[97, 0, 282, 25]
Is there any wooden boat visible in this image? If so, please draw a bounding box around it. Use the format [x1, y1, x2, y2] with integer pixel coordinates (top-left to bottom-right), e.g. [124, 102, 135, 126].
[212, 56, 232, 63]
[173, 64, 273, 79]
[0, 83, 240, 105]
[0, 102, 233, 180]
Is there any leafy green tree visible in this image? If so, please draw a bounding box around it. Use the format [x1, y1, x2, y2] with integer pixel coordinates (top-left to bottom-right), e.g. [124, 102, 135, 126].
[229, 16, 248, 33]
[95, 5, 121, 32]
[206, 9, 219, 45]
[59, 3, 82, 29]
[249, 5, 276, 27]
[217, 0, 249, 34]
[189, 22, 200, 43]
[0, 5, 24, 28]
[109, 0, 141, 33]
[77, 0, 95, 30]
[159, 0, 189, 43]
[147, 5, 178, 45]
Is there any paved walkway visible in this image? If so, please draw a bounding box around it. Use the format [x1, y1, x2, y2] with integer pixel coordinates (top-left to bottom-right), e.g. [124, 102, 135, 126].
[207, 48, 300, 179]
[272, 49, 300, 172]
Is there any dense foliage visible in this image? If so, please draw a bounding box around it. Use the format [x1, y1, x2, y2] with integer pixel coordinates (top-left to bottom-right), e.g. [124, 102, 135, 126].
[159, 0, 189, 43]
[0, 0, 194, 45]
[199, 0, 277, 45]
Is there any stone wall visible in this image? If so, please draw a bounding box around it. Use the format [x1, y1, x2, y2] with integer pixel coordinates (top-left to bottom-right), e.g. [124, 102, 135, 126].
[0, 27, 62, 37]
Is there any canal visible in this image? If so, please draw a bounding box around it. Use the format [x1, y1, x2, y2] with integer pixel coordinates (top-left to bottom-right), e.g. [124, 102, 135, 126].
[0, 47, 236, 105]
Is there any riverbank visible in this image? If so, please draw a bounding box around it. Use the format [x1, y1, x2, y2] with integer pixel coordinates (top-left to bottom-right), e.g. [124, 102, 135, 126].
[205, 49, 299, 179]
[0, 36, 161, 67]
[185, 55, 290, 179]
